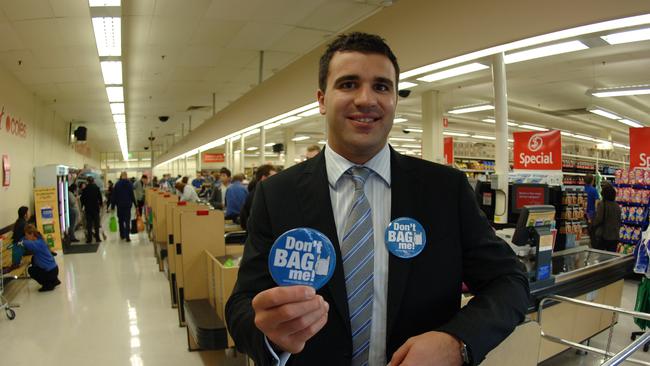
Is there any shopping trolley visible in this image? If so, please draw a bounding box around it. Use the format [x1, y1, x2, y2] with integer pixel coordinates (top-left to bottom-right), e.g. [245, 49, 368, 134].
[1, 240, 17, 320]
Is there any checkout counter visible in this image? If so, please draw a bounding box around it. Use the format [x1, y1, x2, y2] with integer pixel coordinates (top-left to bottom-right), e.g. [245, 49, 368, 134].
[488, 205, 635, 364]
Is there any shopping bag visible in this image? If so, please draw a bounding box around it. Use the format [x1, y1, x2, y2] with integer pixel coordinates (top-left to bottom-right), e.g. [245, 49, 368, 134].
[130, 219, 138, 234]
[136, 216, 144, 232]
[109, 215, 118, 233]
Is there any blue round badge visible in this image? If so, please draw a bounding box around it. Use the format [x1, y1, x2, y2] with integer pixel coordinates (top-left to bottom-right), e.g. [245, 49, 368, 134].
[384, 217, 427, 259]
[268, 228, 336, 290]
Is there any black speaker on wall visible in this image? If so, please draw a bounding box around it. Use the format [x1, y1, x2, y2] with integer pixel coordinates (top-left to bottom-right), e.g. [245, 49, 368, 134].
[272, 143, 284, 153]
[74, 126, 87, 141]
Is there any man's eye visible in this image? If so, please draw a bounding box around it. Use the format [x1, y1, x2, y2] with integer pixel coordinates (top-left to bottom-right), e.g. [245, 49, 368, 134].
[375, 84, 390, 92]
[340, 81, 356, 89]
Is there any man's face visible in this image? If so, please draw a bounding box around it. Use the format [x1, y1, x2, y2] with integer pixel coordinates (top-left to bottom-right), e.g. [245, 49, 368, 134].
[142, 177, 149, 184]
[220, 173, 229, 184]
[318, 51, 397, 164]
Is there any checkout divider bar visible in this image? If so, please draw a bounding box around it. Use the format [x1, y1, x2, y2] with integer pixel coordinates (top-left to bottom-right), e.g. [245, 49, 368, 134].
[538, 295, 650, 366]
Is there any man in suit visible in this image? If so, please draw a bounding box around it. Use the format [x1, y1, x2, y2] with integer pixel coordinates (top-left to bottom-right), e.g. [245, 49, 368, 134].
[226, 32, 529, 366]
[80, 176, 103, 243]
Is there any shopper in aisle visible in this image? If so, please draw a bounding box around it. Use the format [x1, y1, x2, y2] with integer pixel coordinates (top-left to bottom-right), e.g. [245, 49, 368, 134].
[111, 172, 137, 242]
[105, 180, 114, 213]
[152, 176, 159, 188]
[20, 224, 60, 292]
[209, 171, 224, 209]
[80, 176, 103, 244]
[591, 182, 622, 252]
[12, 206, 29, 246]
[584, 174, 599, 221]
[220, 167, 232, 198]
[305, 144, 321, 159]
[175, 181, 200, 202]
[224, 173, 248, 222]
[67, 184, 80, 243]
[133, 174, 149, 217]
[226, 32, 528, 366]
[191, 172, 204, 189]
[239, 164, 277, 231]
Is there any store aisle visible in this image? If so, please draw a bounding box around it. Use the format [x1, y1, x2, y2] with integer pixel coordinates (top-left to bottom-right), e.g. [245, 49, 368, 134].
[0, 220, 241, 366]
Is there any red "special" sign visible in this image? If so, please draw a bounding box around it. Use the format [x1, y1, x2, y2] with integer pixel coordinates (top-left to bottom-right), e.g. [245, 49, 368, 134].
[444, 137, 453, 165]
[513, 130, 562, 170]
[203, 153, 225, 163]
[630, 127, 650, 169]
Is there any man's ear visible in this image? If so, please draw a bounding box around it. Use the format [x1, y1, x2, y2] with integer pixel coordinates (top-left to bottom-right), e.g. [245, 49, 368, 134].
[317, 89, 326, 115]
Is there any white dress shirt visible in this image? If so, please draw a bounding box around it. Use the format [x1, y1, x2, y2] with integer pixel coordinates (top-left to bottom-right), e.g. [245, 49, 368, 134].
[269, 143, 392, 366]
[181, 184, 199, 202]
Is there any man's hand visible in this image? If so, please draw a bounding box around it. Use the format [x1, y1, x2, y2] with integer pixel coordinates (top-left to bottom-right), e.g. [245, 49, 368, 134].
[252, 285, 329, 354]
[389, 331, 463, 366]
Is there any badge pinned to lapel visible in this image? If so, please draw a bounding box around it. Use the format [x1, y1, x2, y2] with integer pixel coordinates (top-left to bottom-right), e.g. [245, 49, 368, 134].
[385, 217, 427, 259]
[269, 228, 336, 290]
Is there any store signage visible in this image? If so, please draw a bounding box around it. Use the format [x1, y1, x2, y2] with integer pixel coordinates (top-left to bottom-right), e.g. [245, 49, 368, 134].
[444, 137, 453, 165]
[513, 130, 562, 170]
[0, 106, 28, 138]
[630, 127, 650, 169]
[203, 153, 225, 163]
[34, 187, 63, 251]
[514, 186, 546, 209]
[2, 154, 9, 187]
[443, 117, 449, 128]
[269, 228, 336, 289]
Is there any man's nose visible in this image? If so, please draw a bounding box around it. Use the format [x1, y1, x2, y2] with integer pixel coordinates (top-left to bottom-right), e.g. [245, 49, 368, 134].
[354, 84, 378, 107]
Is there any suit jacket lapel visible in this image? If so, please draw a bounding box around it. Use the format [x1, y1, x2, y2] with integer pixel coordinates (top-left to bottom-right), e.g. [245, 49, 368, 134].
[386, 149, 417, 341]
[296, 151, 351, 335]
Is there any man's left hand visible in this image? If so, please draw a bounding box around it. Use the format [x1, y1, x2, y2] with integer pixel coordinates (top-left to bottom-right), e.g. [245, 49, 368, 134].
[388, 331, 463, 366]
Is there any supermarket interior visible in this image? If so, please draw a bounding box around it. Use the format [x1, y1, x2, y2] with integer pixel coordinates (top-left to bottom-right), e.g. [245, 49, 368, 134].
[1, 0, 650, 365]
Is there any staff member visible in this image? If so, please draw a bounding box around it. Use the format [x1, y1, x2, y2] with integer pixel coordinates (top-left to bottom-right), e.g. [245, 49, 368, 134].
[226, 33, 528, 366]
[20, 224, 61, 292]
[112, 172, 137, 242]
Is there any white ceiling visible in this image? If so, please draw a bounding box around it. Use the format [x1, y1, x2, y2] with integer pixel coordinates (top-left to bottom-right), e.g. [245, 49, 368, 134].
[0, 0, 386, 153]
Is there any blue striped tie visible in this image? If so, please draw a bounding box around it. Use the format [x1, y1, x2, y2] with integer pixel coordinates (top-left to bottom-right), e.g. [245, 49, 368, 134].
[341, 166, 374, 366]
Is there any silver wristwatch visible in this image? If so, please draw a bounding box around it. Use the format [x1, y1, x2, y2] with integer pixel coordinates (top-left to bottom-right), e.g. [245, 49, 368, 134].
[460, 340, 471, 365]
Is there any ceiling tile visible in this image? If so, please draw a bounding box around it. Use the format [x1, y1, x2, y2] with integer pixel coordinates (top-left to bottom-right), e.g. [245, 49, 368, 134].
[205, 0, 325, 24]
[189, 19, 247, 47]
[123, 0, 155, 16]
[252, 50, 300, 72]
[124, 16, 152, 47]
[12, 18, 60, 48]
[153, 0, 211, 18]
[57, 17, 95, 47]
[32, 46, 98, 68]
[0, 49, 40, 72]
[49, 0, 89, 17]
[213, 48, 258, 69]
[1, 0, 54, 21]
[0, 23, 25, 51]
[269, 27, 330, 54]
[178, 46, 223, 67]
[171, 67, 211, 81]
[148, 17, 198, 45]
[226, 22, 293, 51]
[298, 2, 379, 32]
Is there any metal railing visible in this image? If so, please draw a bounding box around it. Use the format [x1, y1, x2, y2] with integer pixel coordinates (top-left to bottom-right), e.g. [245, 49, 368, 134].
[538, 295, 650, 366]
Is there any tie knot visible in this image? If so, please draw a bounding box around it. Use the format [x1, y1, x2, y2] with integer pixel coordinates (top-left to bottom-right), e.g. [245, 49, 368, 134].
[347, 166, 371, 190]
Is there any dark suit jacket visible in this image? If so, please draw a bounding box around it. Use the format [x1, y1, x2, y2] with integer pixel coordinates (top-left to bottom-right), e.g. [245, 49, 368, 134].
[226, 148, 529, 365]
[80, 183, 103, 213]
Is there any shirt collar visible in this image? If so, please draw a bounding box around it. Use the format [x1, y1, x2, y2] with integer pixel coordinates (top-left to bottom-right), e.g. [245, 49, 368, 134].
[324, 143, 391, 189]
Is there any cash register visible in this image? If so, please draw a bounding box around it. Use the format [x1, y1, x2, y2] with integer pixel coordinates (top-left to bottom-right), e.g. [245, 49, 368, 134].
[500, 205, 557, 290]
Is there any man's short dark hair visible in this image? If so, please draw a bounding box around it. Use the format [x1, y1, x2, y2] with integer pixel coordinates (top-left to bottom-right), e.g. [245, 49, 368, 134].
[319, 32, 399, 93]
[584, 174, 594, 185]
[181, 176, 189, 184]
[87, 176, 94, 184]
[220, 167, 232, 178]
[141, 175, 148, 180]
[18, 206, 28, 218]
[232, 174, 245, 182]
[255, 164, 276, 182]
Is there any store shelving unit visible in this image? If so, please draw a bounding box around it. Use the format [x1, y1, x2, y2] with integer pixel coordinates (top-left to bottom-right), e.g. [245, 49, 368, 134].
[614, 169, 650, 255]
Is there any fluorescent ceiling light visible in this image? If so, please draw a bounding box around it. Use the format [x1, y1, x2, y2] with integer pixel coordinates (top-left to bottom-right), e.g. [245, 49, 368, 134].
[389, 137, 417, 142]
[234, 150, 241, 154]
[443, 132, 470, 137]
[398, 82, 418, 89]
[518, 124, 548, 131]
[560, 131, 574, 137]
[618, 119, 644, 128]
[399, 14, 650, 80]
[110, 103, 124, 114]
[403, 128, 423, 133]
[508, 138, 514, 143]
[318, 140, 327, 145]
[573, 135, 596, 141]
[393, 118, 408, 123]
[601, 27, 650, 45]
[292, 135, 310, 142]
[264, 143, 275, 147]
[504, 41, 588, 64]
[482, 118, 496, 123]
[448, 103, 494, 114]
[113, 114, 125, 123]
[588, 85, 650, 97]
[106, 86, 124, 102]
[588, 107, 620, 120]
[417, 63, 488, 83]
[402, 144, 421, 148]
[472, 135, 496, 140]
[199, 140, 224, 151]
[265, 116, 302, 130]
[613, 142, 630, 149]
[243, 128, 260, 137]
[92, 17, 121, 57]
[100, 61, 122, 85]
[297, 108, 321, 117]
[89, 0, 120, 6]
[246, 147, 258, 151]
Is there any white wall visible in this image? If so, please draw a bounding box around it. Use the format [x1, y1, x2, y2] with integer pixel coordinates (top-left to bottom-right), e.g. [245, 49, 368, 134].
[0, 62, 100, 229]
